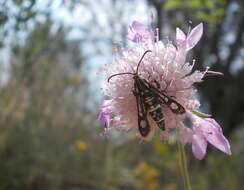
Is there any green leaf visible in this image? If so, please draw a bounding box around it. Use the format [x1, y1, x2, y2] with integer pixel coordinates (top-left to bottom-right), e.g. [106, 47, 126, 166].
[192, 110, 212, 118]
[218, 0, 227, 5]
[215, 8, 225, 18]
[164, 0, 181, 10]
[196, 12, 218, 23]
[187, 0, 202, 9]
[204, 0, 214, 9]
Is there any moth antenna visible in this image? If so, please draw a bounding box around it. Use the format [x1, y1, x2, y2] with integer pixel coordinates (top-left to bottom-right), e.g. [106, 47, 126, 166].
[136, 50, 152, 74]
[107, 72, 134, 82]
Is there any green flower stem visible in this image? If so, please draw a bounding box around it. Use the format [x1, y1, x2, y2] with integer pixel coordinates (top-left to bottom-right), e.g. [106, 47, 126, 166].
[177, 141, 192, 190]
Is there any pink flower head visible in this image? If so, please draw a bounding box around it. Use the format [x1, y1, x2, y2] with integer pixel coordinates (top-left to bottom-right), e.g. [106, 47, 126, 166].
[100, 20, 204, 136]
[98, 20, 231, 159]
[185, 111, 231, 160]
[127, 21, 154, 43]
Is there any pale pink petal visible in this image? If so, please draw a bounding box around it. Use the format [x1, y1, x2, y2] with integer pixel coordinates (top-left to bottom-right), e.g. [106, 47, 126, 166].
[192, 134, 207, 160]
[176, 27, 186, 47]
[206, 130, 231, 155]
[127, 27, 142, 42]
[131, 21, 148, 33]
[98, 109, 111, 128]
[186, 23, 203, 51]
[98, 100, 112, 128]
[205, 118, 223, 132]
[203, 119, 231, 155]
[127, 21, 152, 43]
[188, 112, 232, 157]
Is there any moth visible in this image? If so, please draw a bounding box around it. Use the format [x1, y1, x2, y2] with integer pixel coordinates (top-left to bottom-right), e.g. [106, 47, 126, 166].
[108, 50, 185, 137]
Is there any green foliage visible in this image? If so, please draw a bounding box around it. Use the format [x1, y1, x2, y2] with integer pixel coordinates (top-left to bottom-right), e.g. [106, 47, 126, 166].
[163, 0, 226, 23]
[196, 7, 225, 23]
[164, 0, 182, 10]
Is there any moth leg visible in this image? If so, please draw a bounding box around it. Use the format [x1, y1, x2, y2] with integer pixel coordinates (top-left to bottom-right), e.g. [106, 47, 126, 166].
[132, 90, 137, 96]
[162, 81, 169, 92]
[132, 86, 140, 96]
[162, 79, 174, 92]
[153, 80, 160, 89]
[145, 70, 152, 81]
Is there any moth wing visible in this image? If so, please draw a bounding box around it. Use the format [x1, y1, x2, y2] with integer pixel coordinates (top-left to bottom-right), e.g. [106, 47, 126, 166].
[134, 85, 151, 137]
[157, 92, 185, 114]
[142, 79, 185, 114]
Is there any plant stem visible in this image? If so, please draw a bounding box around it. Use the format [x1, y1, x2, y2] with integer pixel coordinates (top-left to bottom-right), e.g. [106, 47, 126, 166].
[177, 141, 192, 190]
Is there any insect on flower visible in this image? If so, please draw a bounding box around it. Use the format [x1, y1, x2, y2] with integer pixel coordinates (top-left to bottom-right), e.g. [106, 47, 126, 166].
[98, 20, 231, 159]
[107, 50, 185, 138]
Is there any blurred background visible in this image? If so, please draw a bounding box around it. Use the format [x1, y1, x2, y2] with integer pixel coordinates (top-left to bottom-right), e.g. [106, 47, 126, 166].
[0, 0, 243, 189]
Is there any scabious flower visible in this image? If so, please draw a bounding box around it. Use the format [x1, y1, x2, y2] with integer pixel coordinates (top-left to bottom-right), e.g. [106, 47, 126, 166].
[98, 20, 231, 159]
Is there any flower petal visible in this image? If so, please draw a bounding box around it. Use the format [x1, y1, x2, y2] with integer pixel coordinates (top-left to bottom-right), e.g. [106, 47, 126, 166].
[192, 134, 207, 160]
[98, 100, 112, 128]
[186, 23, 203, 51]
[176, 27, 186, 47]
[127, 21, 154, 43]
[131, 21, 148, 33]
[188, 112, 232, 157]
[98, 110, 111, 127]
[127, 27, 142, 42]
[204, 119, 231, 155]
[127, 21, 148, 42]
[206, 131, 231, 155]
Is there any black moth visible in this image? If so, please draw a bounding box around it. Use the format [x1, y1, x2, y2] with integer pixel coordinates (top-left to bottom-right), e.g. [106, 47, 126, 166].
[108, 50, 185, 137]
